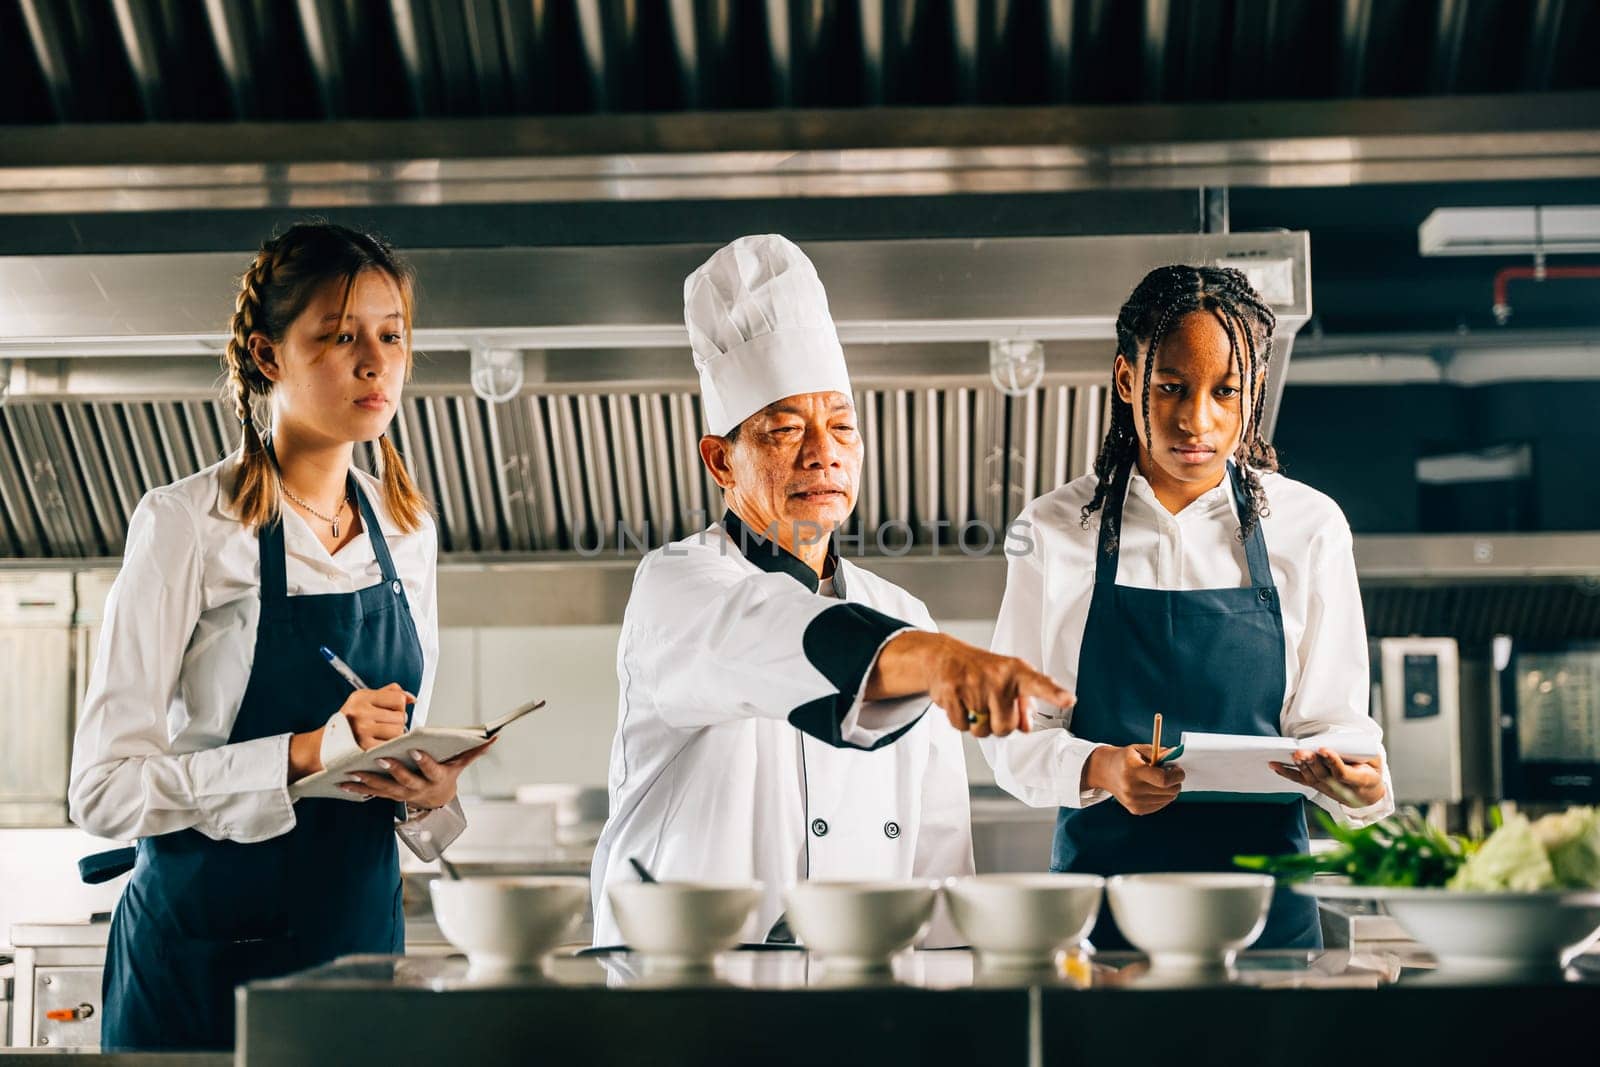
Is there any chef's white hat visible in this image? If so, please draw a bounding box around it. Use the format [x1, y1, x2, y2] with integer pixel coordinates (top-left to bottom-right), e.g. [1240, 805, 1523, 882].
[684, 234, 852, 436]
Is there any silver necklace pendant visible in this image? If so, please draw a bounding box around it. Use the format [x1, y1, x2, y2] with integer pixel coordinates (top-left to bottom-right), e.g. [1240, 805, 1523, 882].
[282, 484, 347, 539]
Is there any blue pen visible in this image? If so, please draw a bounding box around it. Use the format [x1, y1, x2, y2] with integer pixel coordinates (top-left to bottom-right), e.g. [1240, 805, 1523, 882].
[319, 646, 370, 691]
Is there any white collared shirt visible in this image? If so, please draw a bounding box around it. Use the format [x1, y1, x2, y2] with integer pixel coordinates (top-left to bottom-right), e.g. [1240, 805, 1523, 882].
[980, 467, 1394, 827]
[69, 455, 440, 844]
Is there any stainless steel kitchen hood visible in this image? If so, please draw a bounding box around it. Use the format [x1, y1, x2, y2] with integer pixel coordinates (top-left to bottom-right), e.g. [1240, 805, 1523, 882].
[0, 232, 1310, 562]
[0, 233, 1309, 354]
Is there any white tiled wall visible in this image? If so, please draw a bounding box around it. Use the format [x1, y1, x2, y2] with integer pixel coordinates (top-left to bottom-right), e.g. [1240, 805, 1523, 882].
[437, 618, 1002, 795]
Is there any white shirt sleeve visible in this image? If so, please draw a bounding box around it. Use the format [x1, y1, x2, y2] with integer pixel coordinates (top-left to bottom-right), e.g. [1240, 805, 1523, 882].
[1282, 520, 1395, 828]
[69, 490, 297, 844]
[631, 550, 925, 749]
[978, 534, 1108, 809]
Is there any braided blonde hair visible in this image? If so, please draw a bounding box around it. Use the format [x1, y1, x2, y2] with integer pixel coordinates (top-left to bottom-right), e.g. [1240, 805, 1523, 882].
[221, 222, 428, 533]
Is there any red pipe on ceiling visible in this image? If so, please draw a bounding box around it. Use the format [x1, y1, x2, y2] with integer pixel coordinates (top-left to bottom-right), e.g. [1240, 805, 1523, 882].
[1493, 263, 1600, 324]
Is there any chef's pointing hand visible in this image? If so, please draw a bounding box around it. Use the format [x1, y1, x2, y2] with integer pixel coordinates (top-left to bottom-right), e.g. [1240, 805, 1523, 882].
[865, 631, 1075, 738]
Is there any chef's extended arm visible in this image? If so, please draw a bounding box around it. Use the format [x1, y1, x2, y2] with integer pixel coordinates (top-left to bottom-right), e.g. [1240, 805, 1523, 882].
[631, 547, 1072, 749]
[631, 551, 926, 750]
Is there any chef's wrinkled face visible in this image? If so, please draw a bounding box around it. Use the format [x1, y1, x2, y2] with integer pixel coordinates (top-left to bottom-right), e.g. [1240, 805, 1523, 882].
[1115, 309, 1254, 493]
[250, 269, 409, 448]
[701, 391, 862, 544]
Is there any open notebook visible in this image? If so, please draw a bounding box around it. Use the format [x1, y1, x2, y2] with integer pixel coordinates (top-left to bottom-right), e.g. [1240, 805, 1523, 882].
[1156, 731, 1382, 803]
[291, 698, 547, 802]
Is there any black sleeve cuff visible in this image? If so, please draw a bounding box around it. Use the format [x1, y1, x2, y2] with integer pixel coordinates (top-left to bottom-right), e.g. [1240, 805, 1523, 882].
[788, 603, 926, 751]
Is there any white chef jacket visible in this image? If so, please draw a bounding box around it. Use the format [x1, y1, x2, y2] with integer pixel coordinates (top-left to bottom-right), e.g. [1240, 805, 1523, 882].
[980, 467, 1394, 827]
[68, 454, 458, 849]
[590, 515, 975, 948]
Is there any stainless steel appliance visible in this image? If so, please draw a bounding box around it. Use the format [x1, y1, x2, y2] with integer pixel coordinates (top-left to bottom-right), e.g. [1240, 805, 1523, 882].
[1497, 638, 1600, 803]
[7, 919, 107, 1050]
[0, 573, 74, 826]
[1376, 636, 1463, 805]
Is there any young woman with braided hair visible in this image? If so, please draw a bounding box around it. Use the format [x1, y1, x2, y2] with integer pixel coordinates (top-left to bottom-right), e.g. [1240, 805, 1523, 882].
[980, 264, 1392, 951]
[70, 221, 491, 1050]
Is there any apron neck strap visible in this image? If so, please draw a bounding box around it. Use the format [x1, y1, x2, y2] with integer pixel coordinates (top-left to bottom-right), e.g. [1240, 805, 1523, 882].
[351, 477, 400, 583]
[257, 516, 289, 618]
[256, 453, 401, 620]
[1094, 460, 1275, 590]
[1228, 461, 1274, 590]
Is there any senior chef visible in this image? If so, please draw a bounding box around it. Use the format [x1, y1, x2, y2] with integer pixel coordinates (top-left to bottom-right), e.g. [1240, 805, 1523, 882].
[590, 234, 1075, 947]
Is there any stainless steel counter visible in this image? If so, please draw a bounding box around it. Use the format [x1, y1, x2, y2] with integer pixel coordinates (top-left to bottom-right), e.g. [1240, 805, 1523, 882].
[239, 948, 1600, 1067]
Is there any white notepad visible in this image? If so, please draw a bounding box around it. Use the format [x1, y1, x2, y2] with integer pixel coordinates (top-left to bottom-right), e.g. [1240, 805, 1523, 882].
[290, 698, 547, 802]
[1157, 731, 1382, 801]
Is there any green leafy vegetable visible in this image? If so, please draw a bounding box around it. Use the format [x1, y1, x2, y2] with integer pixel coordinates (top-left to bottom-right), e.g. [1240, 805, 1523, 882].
[1234, 808, 1472, 888]
[1237, 805, 1600, 891]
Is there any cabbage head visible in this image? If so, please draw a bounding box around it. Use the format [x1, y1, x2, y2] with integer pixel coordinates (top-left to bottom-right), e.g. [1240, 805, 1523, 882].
[1449, 813, 1557, 891]
[1532, 806, 1600, 890]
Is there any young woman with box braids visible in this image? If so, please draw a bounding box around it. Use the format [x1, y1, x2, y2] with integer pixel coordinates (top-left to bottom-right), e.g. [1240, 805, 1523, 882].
[981, 263, 1393, 952]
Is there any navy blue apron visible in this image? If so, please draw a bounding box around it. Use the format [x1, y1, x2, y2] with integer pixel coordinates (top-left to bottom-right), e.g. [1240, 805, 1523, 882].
[101, 478, 423, 1051]
[1049, 462, 1321, 952]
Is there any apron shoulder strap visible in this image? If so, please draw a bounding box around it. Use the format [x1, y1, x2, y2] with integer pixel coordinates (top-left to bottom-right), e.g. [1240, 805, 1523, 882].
[257, 516, 290, 621]
[1095, 462, 1275, 591]
[1228, 461, 1275, 590]
[350, 475, 401, 584]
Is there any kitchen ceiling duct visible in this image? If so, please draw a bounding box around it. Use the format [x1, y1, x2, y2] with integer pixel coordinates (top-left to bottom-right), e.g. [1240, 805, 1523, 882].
[8, 0, 1595, 125]
[0, 232, 1310, 562]
[1419, 206, 1600, 256]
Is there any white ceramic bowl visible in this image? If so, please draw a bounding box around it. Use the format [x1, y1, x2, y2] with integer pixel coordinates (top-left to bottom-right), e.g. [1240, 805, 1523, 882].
[1299, 883, 1600, 976]
[783, 880, 940, 971]
[429, 876, 589, 975]
[608, 881, 763, 970]
[944, 873, 1105, 969]
[1106, 873, 1274, 971]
